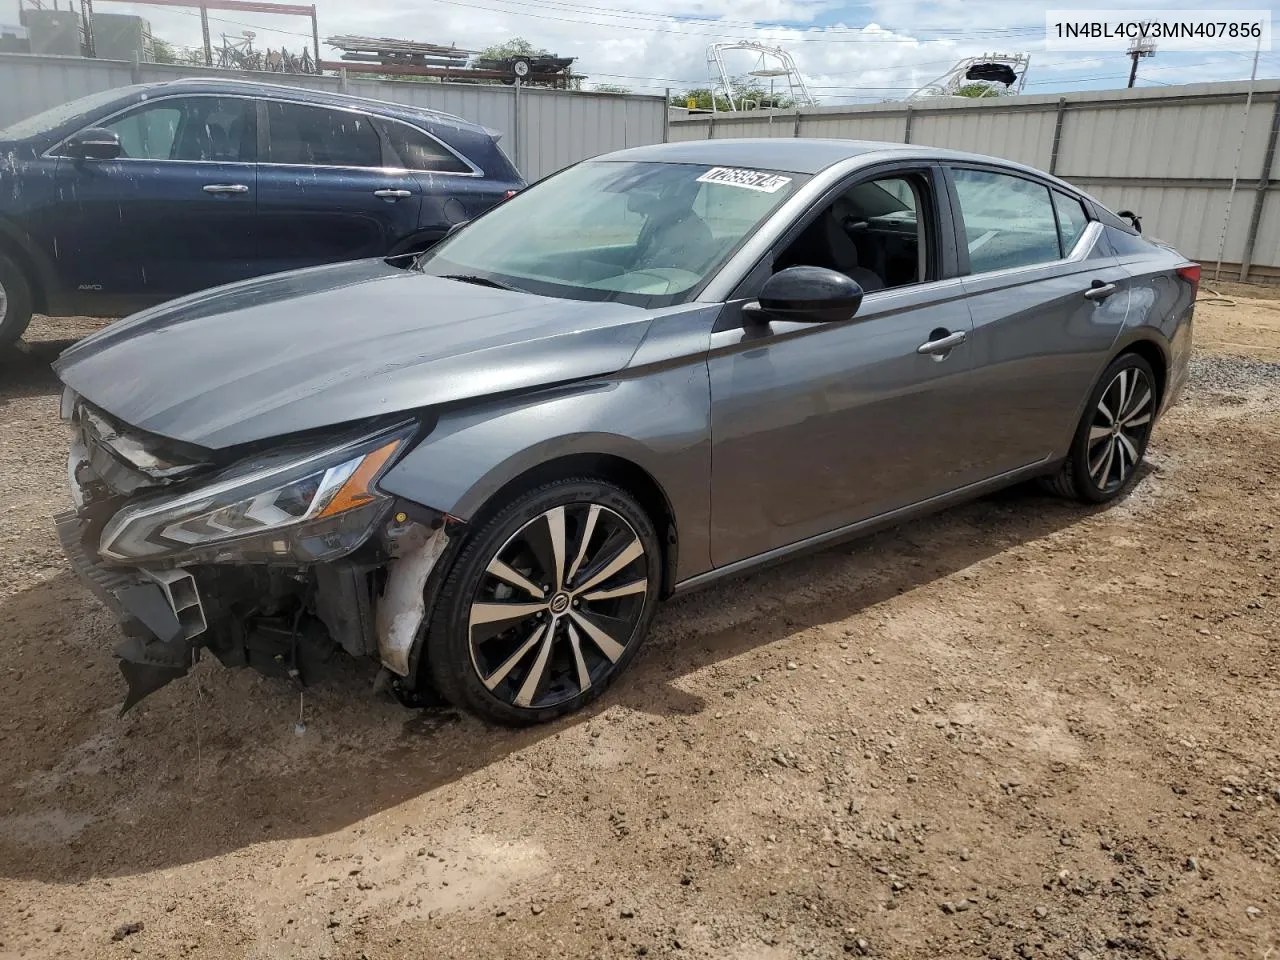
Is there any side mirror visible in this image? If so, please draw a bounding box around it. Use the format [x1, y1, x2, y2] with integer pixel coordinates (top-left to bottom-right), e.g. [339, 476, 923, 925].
[64, 127, 122, 160]
[744, 265, 864, 325]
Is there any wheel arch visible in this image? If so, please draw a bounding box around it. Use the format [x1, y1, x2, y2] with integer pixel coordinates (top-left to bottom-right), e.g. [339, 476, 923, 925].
[0, 218, 52, 313]
[1112, 335, 1169, 411]
[464, 451, 680, 598]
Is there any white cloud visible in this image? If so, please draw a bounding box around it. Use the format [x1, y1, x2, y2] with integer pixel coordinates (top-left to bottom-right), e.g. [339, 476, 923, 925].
[63, 0, 1280, 103]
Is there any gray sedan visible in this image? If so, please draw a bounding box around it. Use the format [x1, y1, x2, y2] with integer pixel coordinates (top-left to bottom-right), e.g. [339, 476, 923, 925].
[54, 138, 1197, 725]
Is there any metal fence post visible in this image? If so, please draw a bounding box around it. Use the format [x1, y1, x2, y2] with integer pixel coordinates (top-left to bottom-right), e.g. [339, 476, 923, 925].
[793, 109, 801, 137]
[903, 107, 913, 144]
[663, 88, 670, 143]
[1049, 97, 1067, 174]
[1239, 96, 1280, 281]
[513, 81, 523, 178]
[338, 67, 348, 94]
[130, 52, 141, 85]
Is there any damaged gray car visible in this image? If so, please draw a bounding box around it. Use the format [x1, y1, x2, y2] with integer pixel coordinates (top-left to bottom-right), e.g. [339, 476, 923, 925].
[54, 139, 1195, 724]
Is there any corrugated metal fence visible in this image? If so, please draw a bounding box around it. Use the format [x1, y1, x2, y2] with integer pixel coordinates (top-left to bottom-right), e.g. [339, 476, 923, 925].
[0, 52, 669, 183]
[671, 81, 1280, 281]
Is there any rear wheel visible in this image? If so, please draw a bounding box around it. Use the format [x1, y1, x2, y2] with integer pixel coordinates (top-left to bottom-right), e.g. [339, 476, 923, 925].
[0, 251, 34, 349]
[1042, 352, 1157, 503]
[423, 478, 661, 726]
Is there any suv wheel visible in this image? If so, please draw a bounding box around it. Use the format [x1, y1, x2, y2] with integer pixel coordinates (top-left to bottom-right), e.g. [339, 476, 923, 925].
[423, 478, 661, 726]
[0, 252, 34, 348]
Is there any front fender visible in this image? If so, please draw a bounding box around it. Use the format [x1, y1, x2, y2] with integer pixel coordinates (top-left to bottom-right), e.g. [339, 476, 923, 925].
[378, 359, 714, 582]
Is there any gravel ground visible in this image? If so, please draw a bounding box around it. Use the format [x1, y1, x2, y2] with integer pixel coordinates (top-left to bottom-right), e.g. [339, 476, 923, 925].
[0, 295, 1277, 960]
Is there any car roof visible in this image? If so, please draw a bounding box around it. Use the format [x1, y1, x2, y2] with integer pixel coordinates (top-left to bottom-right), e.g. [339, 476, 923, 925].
[146, 77, 486, 133]
[601, 137, 1068, 183]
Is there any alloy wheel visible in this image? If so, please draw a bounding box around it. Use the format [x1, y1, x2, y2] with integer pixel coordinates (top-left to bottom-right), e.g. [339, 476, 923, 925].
[0, 278, 8, 324]
[1087, 367, 1154, 493]
[467, 503, 650, 710]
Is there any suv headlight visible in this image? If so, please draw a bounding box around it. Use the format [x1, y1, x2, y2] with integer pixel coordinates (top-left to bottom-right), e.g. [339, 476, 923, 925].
[100, 422, 416, 564]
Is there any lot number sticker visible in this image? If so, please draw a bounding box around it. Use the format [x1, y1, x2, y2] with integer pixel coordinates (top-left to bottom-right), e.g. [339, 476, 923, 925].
[696, 167, 793, 193]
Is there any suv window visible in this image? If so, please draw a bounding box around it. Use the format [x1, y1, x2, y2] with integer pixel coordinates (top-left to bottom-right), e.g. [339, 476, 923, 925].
[265, 102, 381, 167]
[952, 168, 1061, 273]
[775, 172, 932, 291]
[1052, 190, 1089, 255]
[380, 119, 472, 173]
[97, 96, 255, 162]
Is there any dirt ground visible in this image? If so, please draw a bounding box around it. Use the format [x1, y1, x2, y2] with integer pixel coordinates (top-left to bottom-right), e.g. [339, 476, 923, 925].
[0, 291, 1277, 960]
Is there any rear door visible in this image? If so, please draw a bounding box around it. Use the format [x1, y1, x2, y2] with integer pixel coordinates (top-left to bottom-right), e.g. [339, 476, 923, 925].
[944, 165, 1132, 476]
[51, 94, 258, 311]
[255, 100, 422, 273]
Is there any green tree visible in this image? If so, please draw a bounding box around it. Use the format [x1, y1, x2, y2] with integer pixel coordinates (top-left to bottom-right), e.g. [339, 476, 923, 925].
[955, 82, 999, 98]
[151, 36, 177, 64]
[671, 75, 793, 111]
[479, 37, 550, 60]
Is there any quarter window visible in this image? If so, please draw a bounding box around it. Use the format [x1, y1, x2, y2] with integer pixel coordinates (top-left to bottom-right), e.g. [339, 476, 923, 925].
[98, 97, 255, 162]
[952, 168, 1061, 274]
[265, 102, 381, 167]
[1052, 190, 1089, 255]
[381, 120, 472, 173]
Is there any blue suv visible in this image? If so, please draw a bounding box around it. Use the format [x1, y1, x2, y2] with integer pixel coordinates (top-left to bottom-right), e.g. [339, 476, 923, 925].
[0, 78, 525, 346]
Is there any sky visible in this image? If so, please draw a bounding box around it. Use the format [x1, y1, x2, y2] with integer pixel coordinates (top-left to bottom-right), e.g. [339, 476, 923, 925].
[4, 0, 1279, 103]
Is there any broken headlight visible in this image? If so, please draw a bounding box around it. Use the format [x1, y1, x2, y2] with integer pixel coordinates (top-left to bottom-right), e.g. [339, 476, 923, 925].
[99, 423, 416, 564]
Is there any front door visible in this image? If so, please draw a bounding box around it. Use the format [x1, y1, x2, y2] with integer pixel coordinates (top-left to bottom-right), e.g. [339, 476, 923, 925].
[708, 166, 985, 568]
[52, 95, 258, 313]
[255, 100, 422, 273]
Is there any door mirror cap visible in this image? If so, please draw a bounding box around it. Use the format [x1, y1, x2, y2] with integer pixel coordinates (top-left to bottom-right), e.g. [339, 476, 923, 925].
[65, 127, 122, 160]
[746, 265, 864, 325]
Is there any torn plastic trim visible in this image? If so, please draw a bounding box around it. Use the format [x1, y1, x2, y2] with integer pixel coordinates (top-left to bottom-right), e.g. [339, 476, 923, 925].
[376, 522, 452, 676]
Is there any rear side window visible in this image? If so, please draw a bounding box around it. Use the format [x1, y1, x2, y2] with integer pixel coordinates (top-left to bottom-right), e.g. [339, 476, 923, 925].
[952, 168, 1061, 274]
[1106, 225, 1154, 256]
[265, 102, 381, 167]
[1052, 191, 1089, 255]
[380, 119, 472, 174]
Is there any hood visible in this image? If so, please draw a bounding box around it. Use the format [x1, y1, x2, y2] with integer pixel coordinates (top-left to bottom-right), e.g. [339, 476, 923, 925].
[55, 260, 655, 450]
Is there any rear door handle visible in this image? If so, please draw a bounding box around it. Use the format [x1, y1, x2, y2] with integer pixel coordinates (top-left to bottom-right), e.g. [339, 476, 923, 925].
[202, 183, 249, 194]
[373, 188, 414, 199]
[1084, 281, 1119, 301]
[917, 330, 967, 355]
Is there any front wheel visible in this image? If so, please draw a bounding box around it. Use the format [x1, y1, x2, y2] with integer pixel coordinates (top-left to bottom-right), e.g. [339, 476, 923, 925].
[423, 478, 661, 726]
[1042, 352, 1157, 503]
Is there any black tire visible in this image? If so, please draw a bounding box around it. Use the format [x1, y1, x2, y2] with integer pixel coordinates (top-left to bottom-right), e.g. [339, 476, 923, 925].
[1041, 352, 1158, 503]
[423, 478, 662, 726]
[0, 251, 34, 349]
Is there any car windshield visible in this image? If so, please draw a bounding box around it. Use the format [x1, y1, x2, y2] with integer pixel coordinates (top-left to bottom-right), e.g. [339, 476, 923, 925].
[0, 87, 139, 141]
[417, 159, 808, 306]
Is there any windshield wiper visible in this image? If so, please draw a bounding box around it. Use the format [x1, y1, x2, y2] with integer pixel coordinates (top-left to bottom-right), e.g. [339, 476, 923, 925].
[441, 273, 521, 292]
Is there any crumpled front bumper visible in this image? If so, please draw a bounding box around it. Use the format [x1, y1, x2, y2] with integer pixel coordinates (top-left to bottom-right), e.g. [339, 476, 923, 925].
[55, 510, 207, 712]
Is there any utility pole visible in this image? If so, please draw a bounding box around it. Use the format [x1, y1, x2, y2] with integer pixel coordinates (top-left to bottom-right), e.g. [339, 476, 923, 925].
[1127, 27, 1156, 88]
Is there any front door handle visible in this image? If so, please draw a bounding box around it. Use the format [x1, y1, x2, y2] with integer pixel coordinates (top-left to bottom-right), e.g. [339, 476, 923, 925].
[373, 188, 414, 199]
[1084, 281, 1119, 301]
[202, 183, 249, 194]
[917, 330, 967, 355]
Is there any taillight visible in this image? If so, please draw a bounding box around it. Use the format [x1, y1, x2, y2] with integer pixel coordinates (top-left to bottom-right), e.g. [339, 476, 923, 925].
[1177, 264, 1201, 296]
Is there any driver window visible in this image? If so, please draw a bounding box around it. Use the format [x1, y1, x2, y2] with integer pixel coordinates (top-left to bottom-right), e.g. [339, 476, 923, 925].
[774, 173, 931, 291]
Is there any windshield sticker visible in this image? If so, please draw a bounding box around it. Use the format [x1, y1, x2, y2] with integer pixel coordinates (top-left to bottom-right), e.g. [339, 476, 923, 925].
[696, 167, 793, 193]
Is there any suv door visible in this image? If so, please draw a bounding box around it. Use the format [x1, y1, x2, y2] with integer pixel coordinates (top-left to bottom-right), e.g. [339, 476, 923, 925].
[50, 95, 257, 312]
[255, 100, 422, 273]
[708, 164, 986, 568]
[944, 166, 1133, 476]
